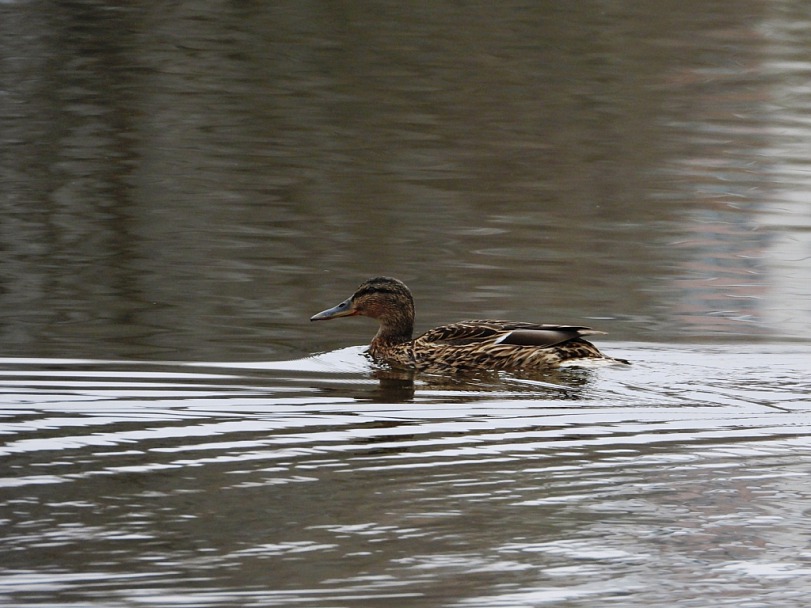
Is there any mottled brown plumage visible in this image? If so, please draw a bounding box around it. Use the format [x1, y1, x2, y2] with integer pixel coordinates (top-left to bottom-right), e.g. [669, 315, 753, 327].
[310, 277, 628, 373]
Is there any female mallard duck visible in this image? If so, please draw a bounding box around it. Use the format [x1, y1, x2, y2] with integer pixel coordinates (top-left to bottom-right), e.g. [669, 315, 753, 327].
[311, 277, 628, 373]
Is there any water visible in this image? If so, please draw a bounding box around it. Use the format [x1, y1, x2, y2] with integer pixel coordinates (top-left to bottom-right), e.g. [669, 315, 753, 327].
[2, 1, 811, 606]
[1, 345, 810, 607]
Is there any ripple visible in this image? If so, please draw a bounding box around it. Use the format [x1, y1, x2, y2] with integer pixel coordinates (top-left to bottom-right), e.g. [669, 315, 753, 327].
[1, 344, 811, 607]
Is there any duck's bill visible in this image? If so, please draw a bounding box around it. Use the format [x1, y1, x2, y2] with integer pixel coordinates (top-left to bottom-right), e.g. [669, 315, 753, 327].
[310, 299, 355, 321]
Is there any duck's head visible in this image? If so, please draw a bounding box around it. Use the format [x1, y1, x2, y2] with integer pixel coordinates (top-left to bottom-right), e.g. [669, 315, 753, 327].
[310, 276, 415, 341]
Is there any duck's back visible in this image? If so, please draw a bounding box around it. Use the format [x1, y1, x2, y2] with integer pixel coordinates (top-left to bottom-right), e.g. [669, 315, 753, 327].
[378, 320, 624, 372]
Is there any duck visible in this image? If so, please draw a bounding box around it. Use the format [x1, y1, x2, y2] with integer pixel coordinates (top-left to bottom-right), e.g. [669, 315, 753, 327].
[310, 276, 629, 373]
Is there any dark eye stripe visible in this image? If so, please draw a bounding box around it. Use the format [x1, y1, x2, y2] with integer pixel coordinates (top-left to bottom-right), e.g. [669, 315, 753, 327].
[354, 288, 402, 301]
[352, 277, 413, 301]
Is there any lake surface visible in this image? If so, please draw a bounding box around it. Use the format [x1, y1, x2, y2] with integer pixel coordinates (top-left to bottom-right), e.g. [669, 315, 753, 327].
[1, 346, 810, 607]
[1, 1, 811, 607]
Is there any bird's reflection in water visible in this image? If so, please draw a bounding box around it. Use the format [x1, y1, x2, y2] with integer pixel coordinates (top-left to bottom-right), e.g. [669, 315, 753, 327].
[369, 368, 418, 402]
[367, 365, 596, 403]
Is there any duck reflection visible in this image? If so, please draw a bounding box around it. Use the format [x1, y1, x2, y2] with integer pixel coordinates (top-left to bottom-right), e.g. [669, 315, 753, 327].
[363, 364, 596, 403]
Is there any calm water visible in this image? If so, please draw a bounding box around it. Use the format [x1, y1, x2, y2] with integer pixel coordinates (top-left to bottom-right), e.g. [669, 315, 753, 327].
[2, 1, 811, 607]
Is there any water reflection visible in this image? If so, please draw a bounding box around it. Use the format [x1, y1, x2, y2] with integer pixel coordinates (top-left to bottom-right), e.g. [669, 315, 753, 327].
[3, 2, 811, 605]
[1, 1, 810, 363]
[1, 344, 810, 606]
[368, 365, 598, 403]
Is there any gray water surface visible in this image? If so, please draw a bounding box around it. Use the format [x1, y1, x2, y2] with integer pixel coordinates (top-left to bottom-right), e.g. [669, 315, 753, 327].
[2, 0, 810, 361]
[2, 345, 811, 607]
[2, 1, 811, 607]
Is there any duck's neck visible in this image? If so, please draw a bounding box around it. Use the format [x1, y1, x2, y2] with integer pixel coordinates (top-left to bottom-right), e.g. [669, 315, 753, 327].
[370, 314, 414, 354]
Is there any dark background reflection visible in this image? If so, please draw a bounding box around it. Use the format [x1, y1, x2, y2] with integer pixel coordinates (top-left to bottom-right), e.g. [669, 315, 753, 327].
[1, 1, 809, 361]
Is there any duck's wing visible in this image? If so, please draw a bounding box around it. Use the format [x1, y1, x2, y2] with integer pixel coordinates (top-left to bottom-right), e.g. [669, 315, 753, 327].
[419, 320, 602, 348]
